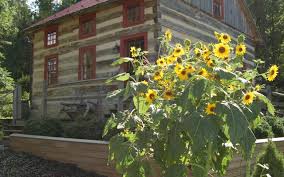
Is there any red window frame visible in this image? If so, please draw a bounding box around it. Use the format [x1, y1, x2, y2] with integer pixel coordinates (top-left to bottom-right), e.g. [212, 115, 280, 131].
[120, 32, 148, 72]
[123, 0, 145, 27]
[44, 25, 58, 48]
[78, 45, 96, 80]
[79, 13, 96, 39]
[44, 54, 59, 85]
[212, 0, 224, 20]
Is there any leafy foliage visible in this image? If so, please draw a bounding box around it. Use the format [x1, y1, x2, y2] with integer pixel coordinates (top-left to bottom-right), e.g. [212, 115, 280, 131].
[252, 141, 284, 177]
[104, 31, 277, 177]
[24, 119, 63, 137]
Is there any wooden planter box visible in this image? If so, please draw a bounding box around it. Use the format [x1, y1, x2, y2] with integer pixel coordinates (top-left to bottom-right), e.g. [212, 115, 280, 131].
[9, 134, 284, 177]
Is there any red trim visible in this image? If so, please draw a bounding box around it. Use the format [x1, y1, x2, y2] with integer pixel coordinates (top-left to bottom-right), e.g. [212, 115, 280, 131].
[78, 45, 96, 80]
[120, 32, 148, 71]
[79, 13, 96, 39]
[123, 0, 145, 28]
[44, 25, 59, 48]
[44, 54, 59, 85]
[212, 0, 224, 20]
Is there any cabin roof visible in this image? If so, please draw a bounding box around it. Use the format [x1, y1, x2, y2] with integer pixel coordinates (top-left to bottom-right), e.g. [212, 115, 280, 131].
[27, 0, 111, 30]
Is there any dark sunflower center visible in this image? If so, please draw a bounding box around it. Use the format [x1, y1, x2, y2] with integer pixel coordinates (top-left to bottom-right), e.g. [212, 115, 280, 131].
[149, 93, 155, 99]
[177, 58, 182, 63]
[270, 70, 275, 75]
[199, 71, 204, 75]
[219, 47, 226, 53]
[210, 107, 214, 112]
[155, 72, 160, 76]
[239, 47, 243, 52]
[181, 70, 186, 75]
[176, 49, 181, 53]
[196, 53, 201, 57]
[160, 61, 164, 64]
[245, 95, 251, 100]
[223, 35, 228, 39]
[166, 91, 172, 96]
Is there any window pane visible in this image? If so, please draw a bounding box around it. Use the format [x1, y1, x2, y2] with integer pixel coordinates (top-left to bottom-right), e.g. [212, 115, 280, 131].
[82, 49, 94, 80]
[47, 31, 57, 46]
[47, 58, 57, 85]
[125, 38, 145, 74]
[81, 19, 94, 36]
[127, 5, 141, 23]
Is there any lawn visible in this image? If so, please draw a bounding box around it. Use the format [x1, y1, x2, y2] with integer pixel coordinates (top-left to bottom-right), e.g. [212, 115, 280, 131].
[0, 150, 105, 177]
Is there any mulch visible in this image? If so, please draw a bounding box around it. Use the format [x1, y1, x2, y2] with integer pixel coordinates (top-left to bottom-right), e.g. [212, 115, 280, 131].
[0, 150, 106, 177]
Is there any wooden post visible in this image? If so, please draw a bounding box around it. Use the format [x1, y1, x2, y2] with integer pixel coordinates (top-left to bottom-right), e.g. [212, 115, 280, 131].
[13, 85, 22, 125]
[42, 80, 48, 119]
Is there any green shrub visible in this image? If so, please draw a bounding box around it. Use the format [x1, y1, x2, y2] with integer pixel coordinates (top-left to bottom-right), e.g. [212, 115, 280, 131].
[265, 116, 284, 137]
[252, 142, 284, 177]
[254, 119, 273, 139]
[24, 119, 63, 137]
[63, 119, 105, 140]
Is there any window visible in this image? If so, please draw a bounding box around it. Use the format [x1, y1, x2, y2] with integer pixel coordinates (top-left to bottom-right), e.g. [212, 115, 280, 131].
[79, 13, 96, 39]
[213, 0, 224, 20]
[79, 45, 96, 80]
[45, 26, 58, 47]
[120, 33, 147, 73]
[45, 55, 58, 85]
[123, 0, 144, 27]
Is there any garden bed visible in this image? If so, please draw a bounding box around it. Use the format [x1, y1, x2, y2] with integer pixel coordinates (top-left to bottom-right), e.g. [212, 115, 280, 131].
[9, 134, 284, 177]
[0, 150, 105, 177]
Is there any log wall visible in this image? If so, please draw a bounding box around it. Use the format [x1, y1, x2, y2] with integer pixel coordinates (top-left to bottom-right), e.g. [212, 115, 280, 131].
[159, 0, 256, 65]
[31, 0, 158, 119]
[10, 134, 284, 177]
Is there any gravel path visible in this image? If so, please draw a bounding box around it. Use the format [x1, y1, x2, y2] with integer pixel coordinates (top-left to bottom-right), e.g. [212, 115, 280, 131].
[0, 150, 106, 177]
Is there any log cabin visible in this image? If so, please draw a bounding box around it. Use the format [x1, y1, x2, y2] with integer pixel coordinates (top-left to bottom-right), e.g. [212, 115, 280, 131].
[26, 0, 261, 119]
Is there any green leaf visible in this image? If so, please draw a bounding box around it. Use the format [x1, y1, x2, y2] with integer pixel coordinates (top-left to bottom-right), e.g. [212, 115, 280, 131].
[164, 164, 188, 177]
[254, 92, 275, 116]
[217, 102, 256, 159]
[189, 78, 208, 102]
[237, 34, 246, 43]
[181, 112, 219, 153]
[133, 96, 150, 115]
[106, 89, 124, 100]
[111, 57, 133, 66]
[103, 115, 117, 137]
[106, 73, 130, 84]
[214, 68, 237, 80]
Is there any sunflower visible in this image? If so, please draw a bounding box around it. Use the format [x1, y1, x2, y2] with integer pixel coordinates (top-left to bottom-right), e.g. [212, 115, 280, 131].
[166, 55, 177, 64]
[236, 44, 246, 56]
[205, 103, 216, 115]
[165, 29, 172, 42]
[130, 46, 138, 57]
[214, 31, 221, 41]
[153, 71, 164, 81]
[174, 64, 184, 74]
[202, 47, 211, 59]
[156, 58, 167, 67]
[146, 89, 157, 104]
[185, 64, 195, 73]
[220, 33, 231, 43]
[206, 59, 214, 68]
[242, 92, 255, 105]
[177, 69, 189, 80]
[255, 84, 261, 91]
[194, 48, 202, 58]
[198, 68, 208, 77]
[164, 90, 174, 100]
[141, 80, 148, 86]
[214, 43, 230, 59]
[173, 44, 185, 57]
[267, 65, 279, 82]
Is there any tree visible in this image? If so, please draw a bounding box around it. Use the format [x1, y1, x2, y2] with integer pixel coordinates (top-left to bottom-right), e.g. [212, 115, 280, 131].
[247, 0, 284, 88]
[0, 0, 18, 139]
